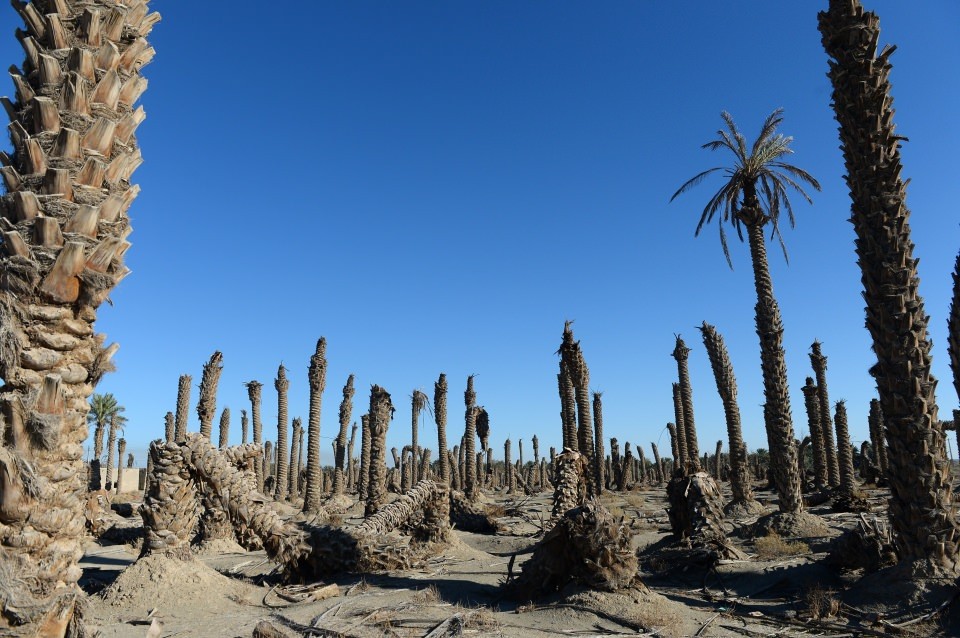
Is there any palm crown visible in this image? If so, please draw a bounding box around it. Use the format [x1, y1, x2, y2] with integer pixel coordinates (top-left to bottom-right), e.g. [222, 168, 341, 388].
[87, 393, 125, 428]
[670, 108, 821, 268]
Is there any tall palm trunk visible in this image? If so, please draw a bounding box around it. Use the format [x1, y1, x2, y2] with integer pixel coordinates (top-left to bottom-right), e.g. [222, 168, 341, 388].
[347, 423, 357, 491]
[174, 374, 191, 442]
[434, 374, 449, 486]
[868, 398, 889, 477]
[820, 0, 960, 569]
[558, 361, 577, 451]
[411, 390, 427, 485]
[810, 341, 840, 488]
[801, 377, 828, 490]
[304, 339, 327, 511]
[833, 400, 858, 503]
[358, 414, 371, 499]
[699, 322, 755, 507]
[672, 336, 700, 471]
[197, 351, 223, 441]
[240, 409, 248, 445]
[116, 438, 126, 492]
[218, 407, 230, 449]
[667, 423, 679, 474]
[592, 392, 605, 494]
[332, 375, 354, 497]
[274, 365, 290, 500]
[246, 380, 264, 492]
[504, 438, 514, 494]
[105, 414, 118, 491]
[476, 406, 490, 487]
[463, 376, 478, 500]
[741, 210, 802, 514]
[561, 323, 595, 495]
[164, 411, 175, 443]
[289, 417, 302, 497]
[366, 386, 393, 516]
[672, 383, 689, 470]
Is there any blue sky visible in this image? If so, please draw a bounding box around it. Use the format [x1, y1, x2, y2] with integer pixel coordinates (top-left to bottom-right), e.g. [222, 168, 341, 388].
[4, 2, 959, 467]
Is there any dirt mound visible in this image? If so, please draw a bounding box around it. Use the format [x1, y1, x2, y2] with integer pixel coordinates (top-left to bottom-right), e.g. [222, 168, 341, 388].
[194, 538, 247, 555]
[97, 553, 255, 613]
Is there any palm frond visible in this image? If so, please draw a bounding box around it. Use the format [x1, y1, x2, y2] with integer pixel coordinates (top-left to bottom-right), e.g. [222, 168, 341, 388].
[752, 108, 785, 155]
[670, 167, 724, 201]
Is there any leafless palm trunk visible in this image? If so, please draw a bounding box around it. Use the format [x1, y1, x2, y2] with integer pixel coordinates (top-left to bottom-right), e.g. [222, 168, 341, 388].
[810, 341, 840, 488]
[175, 374, 192, 442]
[332, 375, 355, 496]
[246, 381, 264, 492]
[434, 374, 449, 486]
[801, 377, 828, 491]
[366, 386, 393, 516]
[304, 339, 327, 511]
[218, 408, 230, 449]
[197, 352, 223, 441]
[672, 383, 689, 470]
[673, 336, 701, 472]
[275, 365, 290, 500]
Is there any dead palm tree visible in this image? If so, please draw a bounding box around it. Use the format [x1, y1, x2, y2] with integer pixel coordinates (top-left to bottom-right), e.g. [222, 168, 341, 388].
[303, 339, 327, 511]
[358, 413, 371, 499]
[241, 409, 249, 445]
[699, 322, 758, 512]
[275, 364, 290, 500]
[164, 411, 175, 444]
[592, 392, 605, 493]
[672, 336, 700, 471]
[411, 390, 428, 485]
[434, 373, 449, 486]
[174, 374, 191, 442]
[819, 0, 960, 569]
[558, 361, 577, 451]
[245, 380, 264, 491]
[332, 375, 355, 497]
[560, 323, 596, 495]
[197, 351, 223, 441]
[366, 386, 393, 515]
[801, 377, 828, 491]
[810, 341, 840, 488]
[672, 383, 689, 470]
[671, 108, 819, 516]
[868, 398, 889, 478]
[463, 376, 478, 500]
[218, 407, 230, 449]
[0, 6, 157, 624]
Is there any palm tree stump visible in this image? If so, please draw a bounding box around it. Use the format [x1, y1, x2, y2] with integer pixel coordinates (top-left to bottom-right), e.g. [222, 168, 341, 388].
[503, 500, 638, 601]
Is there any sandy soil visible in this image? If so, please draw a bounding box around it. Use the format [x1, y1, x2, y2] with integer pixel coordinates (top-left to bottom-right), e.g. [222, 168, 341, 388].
[79, 481, 955, 637]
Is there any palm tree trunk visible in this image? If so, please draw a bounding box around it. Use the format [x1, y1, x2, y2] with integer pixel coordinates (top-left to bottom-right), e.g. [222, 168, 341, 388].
[358, 414, 371, 500]
[699, 322, 755, 506]
[165, 411, 175, 444]
[558, 362, 578, 451]
[105, 416, 118, 492]
[810, 342, 841, 488]
[650, 443, 662, 485]
[241, 409, 249, 445]
[561, 324, 595, 495]
[116, 438, 126, 493]
[289, 418, 302, 498]
[274, 365, 290, 500]
[673, 337, 701, 471]
[592, 392, 606, 494]
[434, 374, 449, 486]
[820, 0, 960, 569]
[742, 214, 802, 514]
[869, 398, 889, 477]
[332, 375, 354, 497]
[949, 251, 960, 407]
[463, 376, 477, 500]
[175, 374, 191, 442]
[347, 423, 358, 492]
[637, 444, 648, 484]
[666, 424, 679, 474]
[672, 383, 689, 470]
[366, 386, 393, 516]
[197, 351, 223, 441]
[218, 407, 230, 449]
[246, 381, 264, 492]
[304, 339, 328, 511]
[801, 377, 829, 491]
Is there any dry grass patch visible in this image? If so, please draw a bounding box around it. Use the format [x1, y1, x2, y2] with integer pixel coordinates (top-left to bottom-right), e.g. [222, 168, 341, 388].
[804, 584, 839, 620]
[413, 584, 440, 604]
[624, 493, 645, 509]
[754, 532, 810, 559]
[485, 504, 507, 518]
[462, 605, 500, 631]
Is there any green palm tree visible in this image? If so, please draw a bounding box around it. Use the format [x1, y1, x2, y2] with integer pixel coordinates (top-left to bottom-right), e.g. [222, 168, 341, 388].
[88, 393, 124, 490]
[671, 109, 820, 516]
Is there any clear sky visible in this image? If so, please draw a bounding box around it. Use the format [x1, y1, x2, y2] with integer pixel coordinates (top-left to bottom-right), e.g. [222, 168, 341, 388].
[4, 2, 959, 468]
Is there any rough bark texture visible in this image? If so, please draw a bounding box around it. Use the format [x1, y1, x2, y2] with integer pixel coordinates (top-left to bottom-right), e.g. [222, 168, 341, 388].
[699, 322, 755, 507]
[666, 472, 742, 559]
[288, 417, 302, 498]
[950, 251, 960, 410]
[174, 374, 191, 443]
[245, 380, 264, 492]
[810, 341, 840, 488]
[411, 390, 427, 486]
[331, 375, 354, 497]
[240, 409, 248, 445]
[274, 365, 290, 500]
[868, 398, 889, 477]
[347, 423, 357, 491]
[196, 351, 223, 441]
[742, 213, 802, 514]
[164, 410, 174, 443]
[802, 377, 828, 491]
[504, 438, 514, 494]
[357, 414, 370, 500]
[558, 361, 577, 452]
[217, 407, 229, 449]
[366, 386, 392, 516]
[592, 392, 605, 495]
[550, 449, 586, 527]
[820, 1, 960, 569]
[434, 374, 449, 487]
[303, 339, 327, 512]
[672, 383, 689, 470]
[560, 323, 595, 496]
[650, 443, 661, 484]
[463, 376, 477, 501]
[673, 336, 700, 471]
[476, 407, 490, 487]
[832, 400, 868, 512]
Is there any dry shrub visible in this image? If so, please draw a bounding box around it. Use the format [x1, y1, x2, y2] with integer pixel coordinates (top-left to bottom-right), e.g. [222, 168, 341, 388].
[413, 584, 440, 604]
[607, 505, 625, 518]
[485, 504, 507, 519]
[624, 493, 645, 509]
[805, 584, 839, 620]
[754, 532, 809, 559]
[461, 605, 500, 631]
[327, 512, 344, 527]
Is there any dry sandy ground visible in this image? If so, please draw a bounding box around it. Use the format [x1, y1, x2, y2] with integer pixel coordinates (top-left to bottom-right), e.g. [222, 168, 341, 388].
[79, 482, 957, 637]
